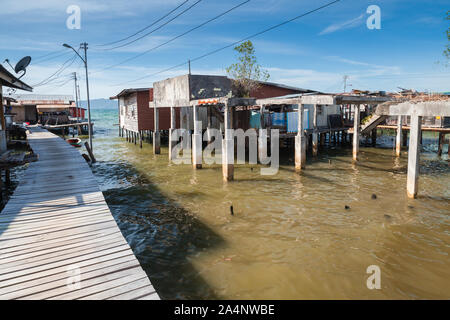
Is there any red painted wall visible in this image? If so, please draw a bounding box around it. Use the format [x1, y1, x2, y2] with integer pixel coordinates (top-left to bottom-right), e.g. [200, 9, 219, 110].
[250, 83, 301, 99]
[137, 89, 180, 131]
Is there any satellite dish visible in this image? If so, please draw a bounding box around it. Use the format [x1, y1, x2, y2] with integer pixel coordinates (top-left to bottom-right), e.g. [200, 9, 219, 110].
[14, 56, 31, 78]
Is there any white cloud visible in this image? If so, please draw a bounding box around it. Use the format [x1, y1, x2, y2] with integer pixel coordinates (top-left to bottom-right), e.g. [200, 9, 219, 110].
[319, 14, 365, 35]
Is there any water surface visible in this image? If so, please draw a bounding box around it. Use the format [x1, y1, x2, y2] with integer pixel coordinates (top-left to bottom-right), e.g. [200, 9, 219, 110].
[85, 109, 449, 299]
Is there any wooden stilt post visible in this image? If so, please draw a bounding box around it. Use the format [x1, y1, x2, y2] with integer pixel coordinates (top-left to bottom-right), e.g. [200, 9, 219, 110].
[396, 115, 403, 156]
[402, 130, 408, 147]
[5, 169, 10, 185]
[407, 114, 422, 198]
[295, 104, 306, 172]
[192, 105, 202, 169]
[352, 104, 360, 161]
[448, 134, 450, 156]
[437, 132, 444, 156]
[312, 104, 318, 156]
[84, 141, 97, 163]
[153, 106, 160, 154]
[139, 131, 143, 148]
[371, 128, 377, 146]
[222, 103, 234, 181]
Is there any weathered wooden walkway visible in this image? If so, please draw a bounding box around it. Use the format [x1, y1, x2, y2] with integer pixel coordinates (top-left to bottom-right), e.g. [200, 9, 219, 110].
[0, 126, 159, 300]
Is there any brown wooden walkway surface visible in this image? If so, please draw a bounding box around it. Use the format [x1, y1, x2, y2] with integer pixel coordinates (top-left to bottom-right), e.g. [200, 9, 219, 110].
[0, 126, 159, 300]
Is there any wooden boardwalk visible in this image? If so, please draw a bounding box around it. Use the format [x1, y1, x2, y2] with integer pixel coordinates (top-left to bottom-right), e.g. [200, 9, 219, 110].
[0, 126, 159, 300]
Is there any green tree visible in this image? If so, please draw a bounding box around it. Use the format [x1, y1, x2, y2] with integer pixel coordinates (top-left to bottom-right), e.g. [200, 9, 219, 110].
[226, 40, 269, 97]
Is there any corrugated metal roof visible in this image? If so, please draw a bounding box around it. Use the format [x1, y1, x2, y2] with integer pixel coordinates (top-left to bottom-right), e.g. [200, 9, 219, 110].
[110, 88, 150, 99]
[10, 94, 74, 102]
[0, 65, 33, 92]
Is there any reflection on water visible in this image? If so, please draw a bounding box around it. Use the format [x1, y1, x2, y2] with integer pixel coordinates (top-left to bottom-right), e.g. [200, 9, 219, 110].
[86, 109, 449, 299]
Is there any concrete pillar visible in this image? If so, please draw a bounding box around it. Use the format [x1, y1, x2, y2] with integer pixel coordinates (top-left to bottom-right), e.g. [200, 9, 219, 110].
[192, 105, 202, 169]
[222, 104, 234, 181]
[258, 106, 267, 161]
[352, 104, 360, 161]
[407, 114, 422, 198]
[169, 107, 177, 160]
[312, 104, 318, 156]
[295, 104, 306, 172]
[153, 106, 160, 154]
[395, 115, 403, 156]
[206, 106, 212, 143]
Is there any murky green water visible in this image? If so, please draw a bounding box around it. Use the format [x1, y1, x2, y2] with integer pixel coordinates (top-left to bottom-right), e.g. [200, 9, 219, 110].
[84, 109, 449, 299]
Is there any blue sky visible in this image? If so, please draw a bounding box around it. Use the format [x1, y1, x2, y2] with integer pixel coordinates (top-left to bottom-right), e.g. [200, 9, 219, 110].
[1, 0, 448, 98]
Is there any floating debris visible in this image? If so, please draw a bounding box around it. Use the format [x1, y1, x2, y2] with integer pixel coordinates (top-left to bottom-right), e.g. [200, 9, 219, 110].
[230, 205, 234, 216]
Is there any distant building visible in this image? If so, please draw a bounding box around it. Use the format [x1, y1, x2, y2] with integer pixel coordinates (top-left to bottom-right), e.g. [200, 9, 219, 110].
[8, 94, 85, 124]
[0, 64, 33, 152]
[111, 88, 180, 134]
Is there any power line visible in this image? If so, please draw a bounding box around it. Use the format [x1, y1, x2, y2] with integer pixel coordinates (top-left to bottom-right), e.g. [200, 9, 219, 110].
[32, 51, 73, 65]
[98, 0, 190, 47]
[96, 0, 250, 73]
[103, 0, 203, 50]
[33, 49, 65, 61]
[32, 54, 78, 87]
[113, 0, 340, 86]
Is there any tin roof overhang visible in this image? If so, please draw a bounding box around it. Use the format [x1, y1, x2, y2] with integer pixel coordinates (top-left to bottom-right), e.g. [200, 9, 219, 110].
[0, 65, 33, 92]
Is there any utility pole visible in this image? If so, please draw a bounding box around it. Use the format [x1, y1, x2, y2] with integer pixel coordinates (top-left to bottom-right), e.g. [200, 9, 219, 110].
[343, 75, 349, 93]
[64, 42, 93, 153]
[72, 72, 80, 135]
[188, 59, 191, 75]
[81, 42, 93, 152]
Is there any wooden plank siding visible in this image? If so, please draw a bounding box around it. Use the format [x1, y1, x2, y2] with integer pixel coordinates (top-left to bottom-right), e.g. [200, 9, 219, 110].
[0, 126, 159, 300]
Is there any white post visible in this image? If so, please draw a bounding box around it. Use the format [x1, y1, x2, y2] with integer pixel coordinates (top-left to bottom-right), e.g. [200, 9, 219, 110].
[395, 115, 403, 156]
[312, 104, 318, 156]
[407, 114, 422, 198]
[258, 106, 267, 161]
[295, 104, 306, 172]
[206, 106, 212, 143]
[222, 104, 234, 181]
[352, 104, 360, 161]
[169, 106, 176, 160]
[153, 106, 160, 154]
[192, 105, 202, 169]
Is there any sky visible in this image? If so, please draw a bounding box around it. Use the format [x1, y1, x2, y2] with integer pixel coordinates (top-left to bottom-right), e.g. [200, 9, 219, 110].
[0, 0, 449, 99]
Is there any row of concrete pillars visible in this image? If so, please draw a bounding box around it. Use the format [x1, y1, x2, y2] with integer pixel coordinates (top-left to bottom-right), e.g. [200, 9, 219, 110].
[120, 104, 448, 199]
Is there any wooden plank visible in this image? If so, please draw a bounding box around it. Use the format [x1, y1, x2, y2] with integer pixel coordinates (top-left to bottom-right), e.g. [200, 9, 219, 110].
[0, 126, 158, 300]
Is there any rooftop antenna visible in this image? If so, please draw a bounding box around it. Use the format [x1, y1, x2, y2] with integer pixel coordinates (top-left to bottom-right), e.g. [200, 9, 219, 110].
[7, 56, 32, 82]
